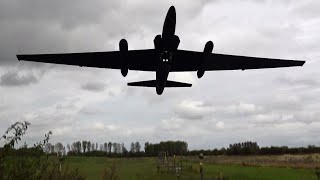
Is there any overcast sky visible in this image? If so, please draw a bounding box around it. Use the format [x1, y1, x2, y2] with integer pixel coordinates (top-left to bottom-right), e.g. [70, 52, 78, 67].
[0, 0, 319, 150]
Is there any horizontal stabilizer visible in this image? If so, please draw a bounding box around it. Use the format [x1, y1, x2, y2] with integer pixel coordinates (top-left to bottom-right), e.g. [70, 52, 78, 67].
[127, 80, 192, 87]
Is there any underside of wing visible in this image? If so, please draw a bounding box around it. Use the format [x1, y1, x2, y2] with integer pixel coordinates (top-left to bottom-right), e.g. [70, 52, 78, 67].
[17, 49, 158, 71]
[171, 50, 305, 72]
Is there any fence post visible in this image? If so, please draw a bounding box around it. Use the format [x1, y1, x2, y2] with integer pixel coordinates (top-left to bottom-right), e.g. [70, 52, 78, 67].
[199, 153, 204, 180]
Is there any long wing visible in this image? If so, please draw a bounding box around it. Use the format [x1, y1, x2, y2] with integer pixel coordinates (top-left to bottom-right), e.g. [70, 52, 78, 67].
[17, 49, 158, 71]
[171, 50, 305, 72]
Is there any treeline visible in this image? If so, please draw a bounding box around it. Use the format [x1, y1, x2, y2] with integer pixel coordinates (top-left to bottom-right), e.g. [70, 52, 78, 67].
[0, 145, 46, 156]
[189, 142, 320, 156]
[41, 140, 143, 157]
[3, 140, 320, 157]
[144, 141, 188, 156]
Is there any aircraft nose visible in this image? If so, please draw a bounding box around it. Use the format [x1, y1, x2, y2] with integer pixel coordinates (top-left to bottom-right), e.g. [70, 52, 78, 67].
[156, 86, 164, 95]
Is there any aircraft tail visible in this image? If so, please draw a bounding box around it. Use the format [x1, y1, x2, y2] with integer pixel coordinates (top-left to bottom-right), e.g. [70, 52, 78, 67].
[127, 80, 192, 87]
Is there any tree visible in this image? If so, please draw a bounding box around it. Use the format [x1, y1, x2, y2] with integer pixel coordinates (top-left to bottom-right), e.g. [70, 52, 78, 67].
[108, 142, 112, 153]
[130, 142, 135, 153]
[54, 142, 64, 155]
[91, 142, 95, 151]
[82, 141, 87, 153]
[71, 142, 77, 152]
[144, 142, 149, 152]
[135, 142, 141, 153]
[144, 141, 188, 156]
[145, 142, 154, 156]
[67, 144, 71, 152]
[87, 141, 91, 152]
[104, 143, 108, 152]
[113, 142, 117, 153]
[44, 143, 54, 154]
[121, 143, 127, 155]
[117, 143, 121, 153]
[75, 141, 81, 154]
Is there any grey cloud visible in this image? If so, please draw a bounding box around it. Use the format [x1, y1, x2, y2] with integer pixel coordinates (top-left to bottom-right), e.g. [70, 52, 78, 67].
[0, 71, 38, 86]
[290, 1, 320, 20]
[275, 75, 318, 87]
[0, 0, 123, 29]
[250, 111, 320, 127]
[81, 81, 106, 92]
[174, 100, 214, 120]
[0, 0, 211, 66]
[0, 0, 123, 66]
[218, 102, 263, 117]
[266, 95, 303, 112]
[176, 112, 204, 121]
[79, 105, 104, 115]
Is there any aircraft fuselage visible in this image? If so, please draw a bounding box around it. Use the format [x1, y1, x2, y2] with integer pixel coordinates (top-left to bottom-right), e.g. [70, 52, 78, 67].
[154, 6, 179, 95]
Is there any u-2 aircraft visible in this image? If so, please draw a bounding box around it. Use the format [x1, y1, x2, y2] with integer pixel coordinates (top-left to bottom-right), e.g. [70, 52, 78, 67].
[17, 6, 305, 95]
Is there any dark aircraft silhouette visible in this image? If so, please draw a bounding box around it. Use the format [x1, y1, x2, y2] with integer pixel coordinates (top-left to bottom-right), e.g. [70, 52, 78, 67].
[17, 6, 305, 95]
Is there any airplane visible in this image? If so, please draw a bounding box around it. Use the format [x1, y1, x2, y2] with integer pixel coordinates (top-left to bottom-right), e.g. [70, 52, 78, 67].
[17, 6, 305, 95]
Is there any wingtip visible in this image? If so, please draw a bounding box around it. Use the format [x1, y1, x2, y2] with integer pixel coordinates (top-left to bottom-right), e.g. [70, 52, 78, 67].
[16, 54, 21, 61]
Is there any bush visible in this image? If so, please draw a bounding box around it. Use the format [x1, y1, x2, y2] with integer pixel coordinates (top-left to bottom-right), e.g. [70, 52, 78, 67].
[0, 121, 85, 180]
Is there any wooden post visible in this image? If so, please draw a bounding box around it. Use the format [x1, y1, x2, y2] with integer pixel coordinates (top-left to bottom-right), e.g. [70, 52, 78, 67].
[173, 154, 176, 169]
[199, 153, 204, 180]
[200, 162, 203, 180]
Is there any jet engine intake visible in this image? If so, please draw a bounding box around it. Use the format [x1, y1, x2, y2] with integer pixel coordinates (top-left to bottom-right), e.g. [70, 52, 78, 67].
[119, 39, 128, 52]
[197, 41, 214, 78]
[119, 39, 129, 77]
[204, 41, 214, 55]
[197, 69, 205, 78]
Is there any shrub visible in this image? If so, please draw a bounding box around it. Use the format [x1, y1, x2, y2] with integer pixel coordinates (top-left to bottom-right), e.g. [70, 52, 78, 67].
[0, 121, 85, 180]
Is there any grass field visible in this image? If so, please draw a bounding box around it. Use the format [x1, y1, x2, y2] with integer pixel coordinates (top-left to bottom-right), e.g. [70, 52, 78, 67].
[62, 156, 319, 180]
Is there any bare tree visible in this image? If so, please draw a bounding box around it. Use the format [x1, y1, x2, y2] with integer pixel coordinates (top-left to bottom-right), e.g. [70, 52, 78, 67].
[87, 141, 91, 152]
[113, 142, 117, 153]
[104, 143, 108, 152]
[91, 142, 95, 151]
[118, 143, 122, 154]
[44, 143, 53, 154]
[54, 142, 64, 155]
[75, 141, 81, 154]
[108, 142, 112, 153]
[67, 144, 70, 152]
[82, 141, 87, 153]
[130, 142, 135, 153]
[71, 142, 76, 152]
[121, 143, 128, 154]
[135, 142, 141, 153]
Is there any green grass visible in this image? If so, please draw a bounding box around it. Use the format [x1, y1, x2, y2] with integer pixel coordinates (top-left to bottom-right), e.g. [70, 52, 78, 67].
[202, 164, 316, 180]
[62, 156, 318, 180]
